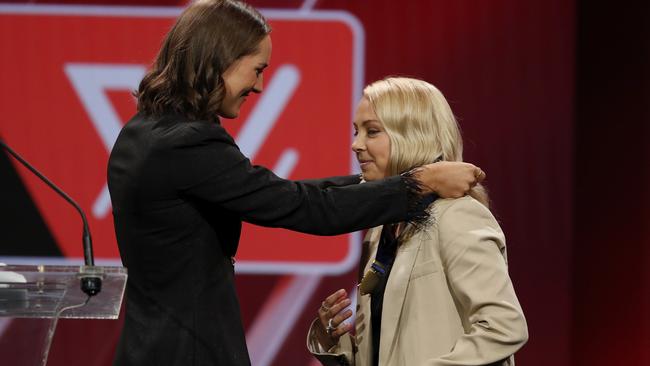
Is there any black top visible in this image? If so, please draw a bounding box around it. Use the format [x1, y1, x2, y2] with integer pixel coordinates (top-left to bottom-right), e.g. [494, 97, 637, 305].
[370, 226, 399, 366]
[107, 113, 423, 366]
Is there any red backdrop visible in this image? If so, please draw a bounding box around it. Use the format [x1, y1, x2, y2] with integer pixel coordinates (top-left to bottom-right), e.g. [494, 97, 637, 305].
[0, 1, 648, 366]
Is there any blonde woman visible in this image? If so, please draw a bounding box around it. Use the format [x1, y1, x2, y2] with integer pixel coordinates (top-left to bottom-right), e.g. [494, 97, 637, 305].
[307, 78, 528, 366]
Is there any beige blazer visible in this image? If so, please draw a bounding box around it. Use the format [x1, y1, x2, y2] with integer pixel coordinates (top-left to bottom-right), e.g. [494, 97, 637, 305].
[307, 196, 528, 366]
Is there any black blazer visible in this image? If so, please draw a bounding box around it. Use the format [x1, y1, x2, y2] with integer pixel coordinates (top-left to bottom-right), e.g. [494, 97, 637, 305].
[108, 113, 420, 365]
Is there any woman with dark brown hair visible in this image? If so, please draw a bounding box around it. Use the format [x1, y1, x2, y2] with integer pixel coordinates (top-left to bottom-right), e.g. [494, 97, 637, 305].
[107, 1, 485, 365]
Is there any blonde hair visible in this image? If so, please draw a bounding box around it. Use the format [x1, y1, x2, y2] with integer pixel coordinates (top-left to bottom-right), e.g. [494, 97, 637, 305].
[363, 77, 488, 207]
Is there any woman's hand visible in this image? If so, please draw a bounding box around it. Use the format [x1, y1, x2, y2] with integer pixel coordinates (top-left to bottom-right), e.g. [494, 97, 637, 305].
[314, 289, 354, 350]
[414, 161, 485, 198]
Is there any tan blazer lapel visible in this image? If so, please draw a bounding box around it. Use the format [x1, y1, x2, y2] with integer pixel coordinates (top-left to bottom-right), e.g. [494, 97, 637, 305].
[355, 226, 383, 366]
[378, 230, 424, 365]
[359, 227, 382, 282]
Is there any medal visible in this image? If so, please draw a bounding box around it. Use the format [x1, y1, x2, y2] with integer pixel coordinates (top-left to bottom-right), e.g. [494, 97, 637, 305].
[359, 260, 387, 295]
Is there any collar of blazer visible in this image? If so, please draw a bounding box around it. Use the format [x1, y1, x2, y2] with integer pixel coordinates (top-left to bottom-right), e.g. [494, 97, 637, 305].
[359, 224, 428, 365]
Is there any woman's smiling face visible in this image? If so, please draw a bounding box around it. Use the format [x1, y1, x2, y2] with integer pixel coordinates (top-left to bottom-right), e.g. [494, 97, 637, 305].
[351, 97, 391, 181]
[218, 35, 271, 119]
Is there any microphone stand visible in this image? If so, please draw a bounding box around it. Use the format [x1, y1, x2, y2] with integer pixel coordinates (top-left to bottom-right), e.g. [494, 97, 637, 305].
[0, 139, 102, 296]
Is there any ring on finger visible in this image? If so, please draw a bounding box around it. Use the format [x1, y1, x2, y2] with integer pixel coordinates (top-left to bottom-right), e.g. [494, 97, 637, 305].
[326, 318, 336, 335]
[320, 301, 330, 313]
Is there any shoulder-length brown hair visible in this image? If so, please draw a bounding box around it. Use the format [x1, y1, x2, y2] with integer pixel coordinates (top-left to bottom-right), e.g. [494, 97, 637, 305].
[137, 0, 270, 121]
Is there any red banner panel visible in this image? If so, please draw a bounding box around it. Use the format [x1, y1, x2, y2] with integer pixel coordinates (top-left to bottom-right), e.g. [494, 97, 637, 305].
[0, 6, 364, 274]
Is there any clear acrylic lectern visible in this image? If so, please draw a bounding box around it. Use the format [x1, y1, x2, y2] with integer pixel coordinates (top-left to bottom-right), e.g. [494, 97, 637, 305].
[0, 264, 127, 365]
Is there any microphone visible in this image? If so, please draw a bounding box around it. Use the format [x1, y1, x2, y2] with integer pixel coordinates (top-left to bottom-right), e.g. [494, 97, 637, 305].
[0, 139, 101, 296]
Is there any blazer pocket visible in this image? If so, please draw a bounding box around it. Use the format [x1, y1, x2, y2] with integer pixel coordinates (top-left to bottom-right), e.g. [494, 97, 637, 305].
[410, 259, 439, 279]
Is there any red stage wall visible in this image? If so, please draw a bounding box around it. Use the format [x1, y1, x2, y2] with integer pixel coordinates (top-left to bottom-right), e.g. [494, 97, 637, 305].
[1, 1, 647, 365]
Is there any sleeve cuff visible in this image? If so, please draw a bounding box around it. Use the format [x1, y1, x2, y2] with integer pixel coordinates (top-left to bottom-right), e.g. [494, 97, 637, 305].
[400, 169, 437, 228]
[306, 319, 354, 366]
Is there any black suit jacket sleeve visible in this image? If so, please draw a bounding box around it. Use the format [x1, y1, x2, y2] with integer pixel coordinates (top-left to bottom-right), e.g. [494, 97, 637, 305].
[166, 121, 418, 235]
[297, 175, 361, 189]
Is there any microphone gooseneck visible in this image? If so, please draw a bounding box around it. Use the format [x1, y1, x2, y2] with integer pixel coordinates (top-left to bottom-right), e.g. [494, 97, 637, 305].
[0, 139, 102, 296]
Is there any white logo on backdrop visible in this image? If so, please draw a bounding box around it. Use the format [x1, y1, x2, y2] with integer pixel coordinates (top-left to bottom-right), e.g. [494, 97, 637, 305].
[64, 64, 146, 219]
[65, 63, 301, 219]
